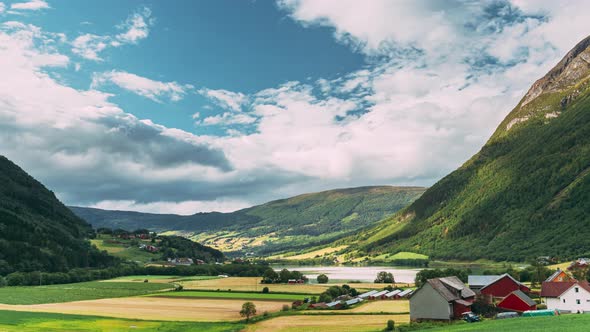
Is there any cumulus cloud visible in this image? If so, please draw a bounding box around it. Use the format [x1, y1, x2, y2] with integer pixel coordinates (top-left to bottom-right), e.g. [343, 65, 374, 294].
[10, 0, 49, 11]
[71, 7, 153, 61]
[0, 21, 237, 211]
[199, 88, 248, 112]
[92, 70, 193, 102]
[0, 3, 5, 13]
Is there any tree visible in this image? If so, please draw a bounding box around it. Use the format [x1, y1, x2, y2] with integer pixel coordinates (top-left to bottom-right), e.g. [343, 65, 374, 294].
[262, 286, 269, 294]
[386, 319, 395, 331]
[374, 271, 395, 284]
[240, 302, 257, 322]
[317, 274, 329, 284]
[262, 269, 279, 283]
[279, 269, 291, 283]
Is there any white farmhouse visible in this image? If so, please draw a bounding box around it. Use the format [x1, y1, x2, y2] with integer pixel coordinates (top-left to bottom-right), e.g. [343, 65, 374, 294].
[541, 281, 590, 313]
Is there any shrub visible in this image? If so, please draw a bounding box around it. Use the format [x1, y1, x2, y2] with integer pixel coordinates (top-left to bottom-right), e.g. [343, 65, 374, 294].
[282, 304, 290, 311]
[262, 286, 269, 293]
[317, 274, 329, 284]
[386, 319, 395, 331]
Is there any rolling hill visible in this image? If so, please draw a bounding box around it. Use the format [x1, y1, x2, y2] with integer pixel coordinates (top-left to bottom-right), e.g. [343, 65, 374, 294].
[348, 35, 590, 261]
[72, 186, 425, 256]
[0, 156, 115, 275]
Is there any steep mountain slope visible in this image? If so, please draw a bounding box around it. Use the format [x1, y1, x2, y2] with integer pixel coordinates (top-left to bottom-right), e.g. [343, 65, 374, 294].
[0, 156, 114, 275]
[72, 186, 425, 255]
[351, 36, 590, 261]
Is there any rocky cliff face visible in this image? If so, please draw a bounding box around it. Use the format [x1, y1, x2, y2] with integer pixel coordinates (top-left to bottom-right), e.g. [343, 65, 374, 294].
[521, 35, 590, 108]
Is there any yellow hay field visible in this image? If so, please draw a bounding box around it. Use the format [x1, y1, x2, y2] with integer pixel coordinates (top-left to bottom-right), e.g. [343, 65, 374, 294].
[272, 246, 349, 260]
[247, 314, 410, 332]
[0, 297, 289, 322]
[349, 300, 409, 313]
[179, 277, 328, 294]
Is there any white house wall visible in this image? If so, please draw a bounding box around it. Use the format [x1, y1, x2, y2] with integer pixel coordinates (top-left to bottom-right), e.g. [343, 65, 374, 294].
[546, 285, 590, 313]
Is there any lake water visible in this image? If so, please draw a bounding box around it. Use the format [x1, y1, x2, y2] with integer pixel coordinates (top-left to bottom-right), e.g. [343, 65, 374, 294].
[273, 266, 419, 283]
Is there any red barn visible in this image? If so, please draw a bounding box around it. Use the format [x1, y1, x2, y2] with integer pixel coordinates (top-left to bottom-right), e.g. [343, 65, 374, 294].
[497, 290, 537, 312]
[480, 274, 530, 298]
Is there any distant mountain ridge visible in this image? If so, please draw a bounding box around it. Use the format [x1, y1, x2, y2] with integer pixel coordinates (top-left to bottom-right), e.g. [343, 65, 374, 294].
[0, 156, 114, 275]
[348, 35, 590, 261]
[72, 186, 425, 255]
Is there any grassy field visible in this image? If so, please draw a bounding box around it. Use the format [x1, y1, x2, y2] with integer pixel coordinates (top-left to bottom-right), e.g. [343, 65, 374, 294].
[349, 300, 409, 313]
[0, 297, 290, 322]
[106, 275, 220, 283]
[153, 290, 313, 301]
[0, 310, 244, 332]
[271, 246, 349, 260]
[246, 314, 410, 332]
[90, 235, 160, 263]
[0, 281, 173, 304]
[178, 277, 383, 294]
[426, 314, 590, 331]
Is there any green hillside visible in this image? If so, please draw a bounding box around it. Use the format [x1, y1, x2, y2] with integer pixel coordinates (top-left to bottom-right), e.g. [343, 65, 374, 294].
[72, 186, 425, 255]
[349, 35, 590, 261]
[0, 156, 114, 275]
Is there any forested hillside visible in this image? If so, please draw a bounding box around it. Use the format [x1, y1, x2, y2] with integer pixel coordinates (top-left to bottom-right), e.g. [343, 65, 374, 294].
[73, 186, 425, 255]
[350, 35, 590, 261]
[0, 156, 114, 275]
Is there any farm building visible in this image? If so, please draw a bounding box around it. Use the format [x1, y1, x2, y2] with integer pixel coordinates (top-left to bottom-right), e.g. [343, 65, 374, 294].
[497, 290, 537, 312]
[385, 290, 401, 299]
[370, 290, 389, 300]
[469, 274, 530, 298]
[468, 275, 501, 293]
[541, 281, 590, 313]
[345, 298, 363, 306]
[410, 276, 475, 321]
[326, 300, 342, 309]
[398, 289, 413, 298]
[358, 290, 378, 299]
[167, 258, 193, 266]
[287, 279, 305, 284]
[545, 269, 574, 282]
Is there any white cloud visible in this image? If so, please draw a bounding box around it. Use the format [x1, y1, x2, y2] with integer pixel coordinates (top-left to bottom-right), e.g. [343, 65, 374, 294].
[199, 88, 248, 112]
[115, 7, 153, 44]
[71, 7, 154, 61]
[92, 70, 193, 102]
[71, 33, 109, 61]
[201, 112, 257, 126]
[10, 0, 49, 11]
[0, 2, 5, 13]
[92, 198, 250, 215]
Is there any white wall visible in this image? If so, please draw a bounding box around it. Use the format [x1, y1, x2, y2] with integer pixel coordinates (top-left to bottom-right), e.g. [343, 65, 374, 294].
[546, 285, 590, 313]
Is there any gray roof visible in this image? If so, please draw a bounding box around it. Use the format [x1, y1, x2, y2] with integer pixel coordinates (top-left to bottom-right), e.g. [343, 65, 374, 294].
[326, 300, 341, 307]
[398, 289, 413, 297]
[345, 298, 363, 305]
[468, 275, 501, 287]
[510, 290, 537, 306]
[385, 290, 401, 297]
[427, 276, 475, 302]
[373, 290, 389, 297]
[358, 290, 378, 298]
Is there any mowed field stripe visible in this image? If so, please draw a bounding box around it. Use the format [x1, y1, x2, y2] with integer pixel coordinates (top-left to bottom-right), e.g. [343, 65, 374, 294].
[0, 297, 290, 322]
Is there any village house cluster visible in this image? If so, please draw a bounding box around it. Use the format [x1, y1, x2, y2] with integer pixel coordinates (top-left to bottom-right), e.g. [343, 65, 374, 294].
[409, 258, 590, 322]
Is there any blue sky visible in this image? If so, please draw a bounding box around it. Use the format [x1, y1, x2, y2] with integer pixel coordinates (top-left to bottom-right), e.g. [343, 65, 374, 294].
[1, 0, 589, 214]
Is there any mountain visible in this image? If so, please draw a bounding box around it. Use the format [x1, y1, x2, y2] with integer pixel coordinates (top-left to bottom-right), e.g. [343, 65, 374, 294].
[0, 156, 114, 275]
[349, 36, 590, 261]
[72, 186, 425, 255]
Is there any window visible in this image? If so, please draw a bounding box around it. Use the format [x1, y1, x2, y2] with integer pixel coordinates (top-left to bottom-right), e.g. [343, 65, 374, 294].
[563, 299, 566, 303]
[576, 287, 580, 293]
[577, 299, 581, 305]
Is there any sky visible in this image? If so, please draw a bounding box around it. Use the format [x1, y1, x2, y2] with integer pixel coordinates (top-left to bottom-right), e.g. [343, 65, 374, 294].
[1, 0, 589, 215]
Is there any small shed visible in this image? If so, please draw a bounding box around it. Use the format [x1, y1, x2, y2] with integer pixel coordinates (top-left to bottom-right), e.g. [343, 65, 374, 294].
[385, 290, 401, 299]
[358, 290, 379, 299]
[497, 290, 537, 312]
[371, 290, 389, 300]
[345, 298, 363, 306]
[398, 289, 413, 298]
